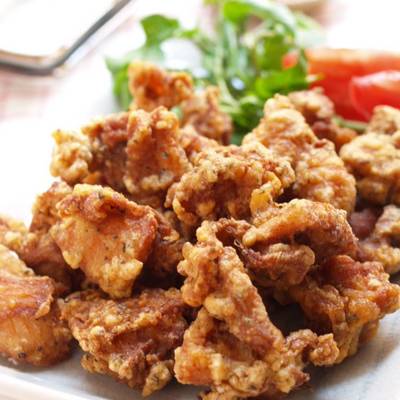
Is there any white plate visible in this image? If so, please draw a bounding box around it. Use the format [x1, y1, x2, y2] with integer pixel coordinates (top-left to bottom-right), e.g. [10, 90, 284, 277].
[1, 1, 400, 399]
[1, 118, 400, 400]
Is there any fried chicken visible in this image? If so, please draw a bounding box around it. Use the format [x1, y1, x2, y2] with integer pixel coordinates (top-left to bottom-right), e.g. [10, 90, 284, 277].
[51, 109, 193, 208]
[123, 107, 191, 208]
[356, 205, 400, 274]
[340, 106, 400, 206]
[366, 105, 400, 135]
[244, 199, 357, 263]
[51, 113, 129, 191]
[175, 225, 338, 399]
[166, 142, 295, 226]
[128, 61, 193, 111]
[51, 184, 158, 298]
[0, 182, 75, 293]
[289, 255, 400, 363]
[181, 86, 232, 144]
[244, 94, 356, 213]
[128, 62, 233, 144]
[288, 88, 357, 150]
[179, 125, 220, 163]
[0, 244, 71, 366]
[62, 288, 187, 396]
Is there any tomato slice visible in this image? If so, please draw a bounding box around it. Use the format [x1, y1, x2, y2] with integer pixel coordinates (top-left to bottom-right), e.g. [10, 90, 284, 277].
[307, 48, 400, 78]
[307, 48, 400, 120]
[349, 70, 400, 120]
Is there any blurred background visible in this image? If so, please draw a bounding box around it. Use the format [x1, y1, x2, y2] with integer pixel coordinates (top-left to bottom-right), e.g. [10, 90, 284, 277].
[0, 0, 399, 126]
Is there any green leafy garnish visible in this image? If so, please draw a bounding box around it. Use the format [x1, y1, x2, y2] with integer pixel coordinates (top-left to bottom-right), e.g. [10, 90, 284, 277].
[106, 0, 323, 141]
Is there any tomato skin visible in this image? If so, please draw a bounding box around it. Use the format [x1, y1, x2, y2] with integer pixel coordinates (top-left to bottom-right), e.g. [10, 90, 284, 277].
[349, 71, 400, 120]
[307, 48, 400, 120]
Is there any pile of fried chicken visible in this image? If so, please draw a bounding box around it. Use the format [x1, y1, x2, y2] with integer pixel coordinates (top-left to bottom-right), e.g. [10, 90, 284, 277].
[1, 61, 400, 400]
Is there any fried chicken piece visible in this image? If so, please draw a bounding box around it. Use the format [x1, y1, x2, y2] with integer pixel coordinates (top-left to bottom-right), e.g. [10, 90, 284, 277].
[357, 205, 400, 274]
[81, 112, 130, 191]
[179, 125, 220, 163]
[62, 288, 187, 396]
[194, 218, 315, 291]
[128, 61, 233, 144]
[244, 94, 356, 212]
[123, 107, 191, 208]
[175, 227, 338, 399]
[51, 113, 129, 191]
[51, 184, 158, 298]
[293, 139, 356, 213]
[0, 244, 71, 366]
[143, 210, 185, 286]
[366, 105, 400, 135]
[244, 199, 357, 263]
[289, 255, 400, 362]
[340, 126, 400, 206]
[166, 142, 295, 226]
[128, 61, 193, 111]
[52, 109, 191, 208]
[181, 86, 233, 144]
[51, 129, 95, 185]
[0, 183, 75, 293]
[288, 88, 357, 150]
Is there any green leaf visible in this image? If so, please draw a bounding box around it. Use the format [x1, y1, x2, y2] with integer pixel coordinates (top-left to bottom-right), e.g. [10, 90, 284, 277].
[222, 0, 296, 35]
[141, 15, 180, 45]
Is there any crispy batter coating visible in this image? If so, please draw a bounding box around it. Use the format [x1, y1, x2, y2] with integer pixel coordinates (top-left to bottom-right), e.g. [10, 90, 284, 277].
[166, 142, 295, 226]
[366, 105, 400, 135]
[293, 139, 356, 213]
[124, 107, 191, 208]
[244, 94, 356, 212]
[0, 182, 75, 293]
[357, 205, 400, 274]
[244, 199, 357, 263]
[340, 115, 400, 205]
[181, 86, 233, 144]
[289, 255, 400, 362]
[128, 61, 193, 111]
[0, 244, 71, 366]
[193, 219, 315, 290]
[62, 288, 187, 396]
[143, 210, 185, 286]
[51, 109, 191, 208]
[51, 113, 129, 191]
[175, 226, 338, 399]
[128, 62, 232, 145]
[51, 184, 157, 298]
[179, 125, 220, 163]
[288, 88, 357, 150]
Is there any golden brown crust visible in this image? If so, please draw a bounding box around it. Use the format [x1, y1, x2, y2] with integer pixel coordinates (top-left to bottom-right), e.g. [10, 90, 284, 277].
[128, 61, 193, 111]
[357, 205, 400, 274]
[0, 183, 75, 293]
[366, 105, 400, 135]
[124, 107, 191, 208]
[0, 245, 71, 366]
[288, 88, 357, 150]
[244, 94, 356, 212]
[244, 199, 357, 263]
[62, 288, 187, 396]
[289, 255, 400, 362]
[181, 86, 233, 144]
[166, 142, 295, 226]
[175, 225, 338, 399]
[51, 184, 158, 298]
[340, 131, 400, 206]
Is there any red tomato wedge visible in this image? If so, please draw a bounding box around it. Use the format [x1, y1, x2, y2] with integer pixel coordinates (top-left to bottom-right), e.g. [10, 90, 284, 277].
[350, 71, 400, 120]
[307, 48, 400, 120]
